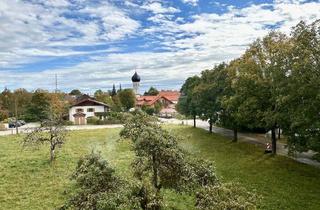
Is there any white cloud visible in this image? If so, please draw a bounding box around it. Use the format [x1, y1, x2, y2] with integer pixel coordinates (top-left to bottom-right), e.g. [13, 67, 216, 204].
[0, 0, 140, 68]
[181, 0, 199, 6]
[142, 2, 180, 14]
[1, 0, 320, 92]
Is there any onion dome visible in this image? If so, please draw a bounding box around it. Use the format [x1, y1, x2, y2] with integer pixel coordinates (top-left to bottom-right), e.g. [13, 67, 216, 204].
[131, 71, 141, 82]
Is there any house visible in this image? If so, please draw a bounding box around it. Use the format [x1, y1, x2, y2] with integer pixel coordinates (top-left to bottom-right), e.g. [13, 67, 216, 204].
[69, 97, 110, 125]
[136, 90, 181, 117]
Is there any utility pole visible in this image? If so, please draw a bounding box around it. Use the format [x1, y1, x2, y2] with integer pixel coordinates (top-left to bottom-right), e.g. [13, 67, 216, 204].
[15, 97, 18, 135]
[55, 74, 58, 93]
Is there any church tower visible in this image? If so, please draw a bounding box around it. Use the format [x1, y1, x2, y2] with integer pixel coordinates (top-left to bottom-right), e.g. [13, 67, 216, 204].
[131, 71, 141, 95]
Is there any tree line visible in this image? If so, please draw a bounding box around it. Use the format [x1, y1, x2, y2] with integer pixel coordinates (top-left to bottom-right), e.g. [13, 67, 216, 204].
[0, 86, 136, 123]
[177, 20, 320, 155]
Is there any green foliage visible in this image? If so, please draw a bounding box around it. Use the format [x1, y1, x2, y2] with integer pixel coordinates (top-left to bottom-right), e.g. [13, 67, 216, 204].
[177, 76, 201, 118]
[111, 84, 117, 97]
[86, 116, 100, 125]
[281, 21, 320, 153]
[94, 90, 113, 106]
[118, 89, 136, 111]
[0, 108, 8, 121]
[121, 113, 223, 209]
[69, 89, 82, 96]
[25, 89, 51, 122]
[145, 107, 155, 115]
[120, 111, 158, 142]
[63, 152, 139, 210]
[154, 102, 162, 114]
[179, 20, 320, 153]
[144, 87, 159, 96]
[111, 95, 123, 112]
[1, 127, 320, 209]
[195, 183, 258, 210]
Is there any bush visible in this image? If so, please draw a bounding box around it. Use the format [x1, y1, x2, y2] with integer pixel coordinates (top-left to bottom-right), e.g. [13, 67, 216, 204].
[62, 120, 73, 126]
[87, 116, 99, 125]
[0, 122, 7, 131]
[145, 107, 155, 115]
[62, 152, 140, 210]
[195, 183, 258, 210]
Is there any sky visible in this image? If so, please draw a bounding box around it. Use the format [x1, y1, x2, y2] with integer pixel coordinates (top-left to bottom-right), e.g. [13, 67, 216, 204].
[0, 0, 320, 94]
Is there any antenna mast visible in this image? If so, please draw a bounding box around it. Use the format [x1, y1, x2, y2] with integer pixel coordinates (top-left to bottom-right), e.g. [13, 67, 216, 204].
[55, 74, 58, 93]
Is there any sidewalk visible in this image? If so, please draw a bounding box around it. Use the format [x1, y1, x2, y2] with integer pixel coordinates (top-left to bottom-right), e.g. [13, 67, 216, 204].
[160, 118, 320, 168]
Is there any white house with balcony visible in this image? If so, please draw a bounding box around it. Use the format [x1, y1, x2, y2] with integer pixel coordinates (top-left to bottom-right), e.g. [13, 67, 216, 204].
[69, 97, 110, 125]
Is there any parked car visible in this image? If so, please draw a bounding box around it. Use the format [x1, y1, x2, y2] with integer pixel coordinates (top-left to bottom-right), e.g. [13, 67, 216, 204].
[18, 120, 26, 126]
[8, 120, 25, 128]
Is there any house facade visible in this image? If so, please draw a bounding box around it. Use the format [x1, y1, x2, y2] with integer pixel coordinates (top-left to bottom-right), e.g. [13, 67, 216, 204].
[69, 97, 110, 125]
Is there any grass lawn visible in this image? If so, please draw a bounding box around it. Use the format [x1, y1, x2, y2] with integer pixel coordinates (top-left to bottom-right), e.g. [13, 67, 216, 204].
[0, 125, 320, 210]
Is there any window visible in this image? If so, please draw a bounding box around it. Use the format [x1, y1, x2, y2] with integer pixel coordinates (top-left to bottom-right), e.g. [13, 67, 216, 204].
[87, 108, 95, 112]
[76, 108, 84, 113]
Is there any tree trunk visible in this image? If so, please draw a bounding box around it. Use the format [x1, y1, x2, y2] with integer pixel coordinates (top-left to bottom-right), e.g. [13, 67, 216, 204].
[278, 127, 281, 139]
[50, 146, 55, 162]
[152, 155, 159, 190]
[193, 115, 196, 128]
[271, 128, 277, 155]
[209, 119, 213, 133]
[233, 128, 238, 142]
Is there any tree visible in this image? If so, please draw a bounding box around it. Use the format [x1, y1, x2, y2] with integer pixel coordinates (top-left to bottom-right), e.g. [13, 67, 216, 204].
[111, 84, 117, 97]
[177, 76, 201, 127]
[25, 89, 51, 122]
[94, 89, 113, 106]
[0, 88, 13, 116]
[23, 119, 67, 162]
[118, 89, 136, 111]
[193, 64, 228, 133]
[69, 89, 82, 96]
[13, 88, 32, 119]
[110, 95, 122, 112]
[229, 32, 290, 153]
[144, 87, 159, 96]
[120, 113, 219, 209]
[281, 20, 320, 154]
[49, 93, 68, 120]
[63, 152, 138, 210]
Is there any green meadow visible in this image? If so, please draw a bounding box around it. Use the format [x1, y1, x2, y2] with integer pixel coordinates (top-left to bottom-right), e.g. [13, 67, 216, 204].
[0, 126, 320, 210]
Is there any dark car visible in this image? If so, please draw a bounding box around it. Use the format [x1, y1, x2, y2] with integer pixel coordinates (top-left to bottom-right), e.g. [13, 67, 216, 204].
[8, 120, 25, 128]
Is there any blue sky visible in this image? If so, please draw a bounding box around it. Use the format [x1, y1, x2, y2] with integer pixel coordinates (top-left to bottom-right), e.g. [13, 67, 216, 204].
[0, 0, 320, 94]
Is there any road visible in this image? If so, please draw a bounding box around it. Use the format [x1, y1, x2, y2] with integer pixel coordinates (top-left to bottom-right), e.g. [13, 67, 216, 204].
[160, 118, 320, 168]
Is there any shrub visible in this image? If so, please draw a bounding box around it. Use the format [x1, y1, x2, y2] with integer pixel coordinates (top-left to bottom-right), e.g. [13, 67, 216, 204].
[87, 116, 99, 125]
[145, 107, 155, 115]
[62, 152, 140, 210]
[195, 183, 258, 210]
[0, 122, 7, 131]
[62, 120, 73, 126]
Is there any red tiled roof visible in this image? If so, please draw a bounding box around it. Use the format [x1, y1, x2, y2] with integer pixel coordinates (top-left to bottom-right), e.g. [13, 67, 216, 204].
[136, 90, 180, 106]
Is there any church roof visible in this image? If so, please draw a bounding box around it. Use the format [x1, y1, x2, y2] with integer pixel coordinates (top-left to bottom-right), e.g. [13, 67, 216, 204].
[131, 71, 141, 82]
